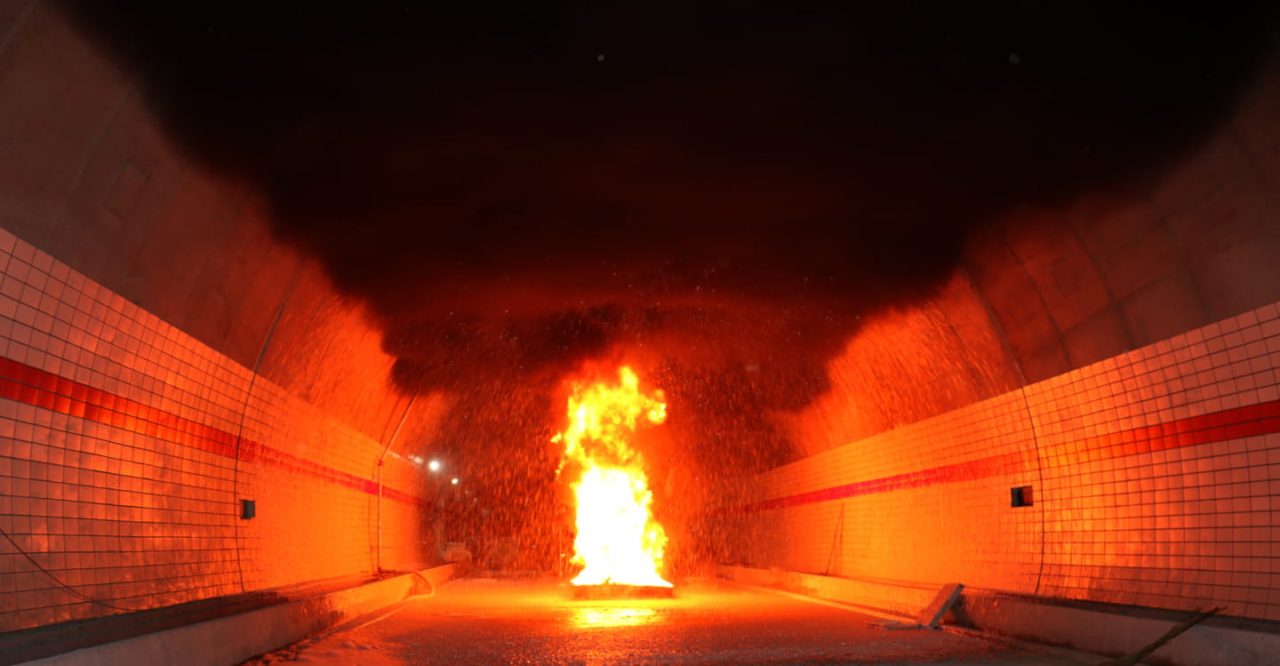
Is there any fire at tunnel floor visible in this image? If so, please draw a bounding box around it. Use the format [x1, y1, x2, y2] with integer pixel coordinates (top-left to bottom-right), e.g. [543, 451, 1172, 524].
[247, 578, 1100, 665]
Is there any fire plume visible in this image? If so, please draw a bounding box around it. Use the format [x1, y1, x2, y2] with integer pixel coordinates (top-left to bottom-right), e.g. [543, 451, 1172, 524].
[554, 366, 672, 588]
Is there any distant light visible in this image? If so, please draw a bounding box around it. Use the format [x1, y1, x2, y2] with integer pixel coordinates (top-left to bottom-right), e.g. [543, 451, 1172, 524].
[409, 455, 424, 465]
[428, 459, 442, 472]
[451, 477, 459, 486]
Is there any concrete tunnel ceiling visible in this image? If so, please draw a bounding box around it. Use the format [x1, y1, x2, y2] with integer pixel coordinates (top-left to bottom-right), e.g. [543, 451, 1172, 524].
[15, 1, 1280, 569]
[37, 0, 1280, 531]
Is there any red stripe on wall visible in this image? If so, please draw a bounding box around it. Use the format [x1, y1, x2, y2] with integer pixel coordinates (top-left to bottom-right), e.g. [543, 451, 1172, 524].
[738, 397, 1280, 513]
[0, 356, 428, 507]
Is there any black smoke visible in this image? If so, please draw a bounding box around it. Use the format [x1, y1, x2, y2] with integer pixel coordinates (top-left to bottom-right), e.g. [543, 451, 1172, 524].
[59, 1, 1280, 483]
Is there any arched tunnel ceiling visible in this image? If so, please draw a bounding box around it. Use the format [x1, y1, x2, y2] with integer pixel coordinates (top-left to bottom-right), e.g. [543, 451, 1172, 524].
[32, 2, 1280, 489]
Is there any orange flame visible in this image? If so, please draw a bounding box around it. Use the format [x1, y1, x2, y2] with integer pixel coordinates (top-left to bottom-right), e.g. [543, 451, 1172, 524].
[553, 366, 672, 587]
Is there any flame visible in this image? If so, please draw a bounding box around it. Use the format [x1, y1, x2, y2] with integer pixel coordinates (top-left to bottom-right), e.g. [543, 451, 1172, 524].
[553, 366, 672, 588]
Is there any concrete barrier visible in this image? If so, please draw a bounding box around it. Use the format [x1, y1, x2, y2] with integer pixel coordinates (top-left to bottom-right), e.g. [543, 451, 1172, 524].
[959, 592, 1280, 666]
[717, 565, 1280, 666]
[717, 565, 932, 619]
[21, 565, 456, 666]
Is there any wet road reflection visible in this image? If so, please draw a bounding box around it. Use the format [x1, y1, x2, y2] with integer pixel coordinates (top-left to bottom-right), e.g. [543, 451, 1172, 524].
[571, 607, 660, 629]
[248, 578, 1095, 665]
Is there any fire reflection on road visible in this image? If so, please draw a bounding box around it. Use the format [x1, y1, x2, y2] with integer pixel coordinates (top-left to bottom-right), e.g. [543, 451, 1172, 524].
[570, 606, 659, 628]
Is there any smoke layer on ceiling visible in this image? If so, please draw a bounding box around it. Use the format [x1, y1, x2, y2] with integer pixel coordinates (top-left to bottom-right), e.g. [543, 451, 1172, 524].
[59, 1, 1280, 474]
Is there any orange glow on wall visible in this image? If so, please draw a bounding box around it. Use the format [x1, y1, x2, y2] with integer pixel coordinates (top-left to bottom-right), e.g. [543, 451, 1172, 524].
[553, 366, 672, 587]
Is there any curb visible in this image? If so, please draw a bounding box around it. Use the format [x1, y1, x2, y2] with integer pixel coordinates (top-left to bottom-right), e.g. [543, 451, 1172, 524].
[716, 565, 1280, 666]
[21, 565, 456, 666]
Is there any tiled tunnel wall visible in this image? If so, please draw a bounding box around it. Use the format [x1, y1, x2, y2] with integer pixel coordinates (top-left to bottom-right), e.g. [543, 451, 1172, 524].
[724, 54, 1280, 622]
[0, 241, 258, 617]
[730, 301, 1280, 620]
[0, 232, 443, 632]
[0, 1, 447, 632]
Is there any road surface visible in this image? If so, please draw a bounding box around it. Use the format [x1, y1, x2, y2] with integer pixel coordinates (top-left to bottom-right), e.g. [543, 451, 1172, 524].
[246, 578, 1098, 665]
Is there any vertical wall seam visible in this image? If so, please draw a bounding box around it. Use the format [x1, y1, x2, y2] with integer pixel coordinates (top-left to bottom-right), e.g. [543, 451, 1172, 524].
[956, 264, 1028, 386]
[1017, 385, 1047, 596]
[168, 185, 256, 349]
[824, 503, 845, 576]
[44, 88, 133, 251]
[1063, 218, 1139, 352]
[1228, 122, 1280, 217]
[934, 292, 992, 393]
[959, 264, 1046, 595]
[373, 394, 418, 574]
[1143, 194, 1214, 324]
[230, 262, 305, 593]
[1001, 232, 1074, 371]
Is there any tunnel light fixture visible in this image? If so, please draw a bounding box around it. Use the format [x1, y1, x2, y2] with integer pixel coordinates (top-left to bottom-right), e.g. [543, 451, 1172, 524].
[451, 477, 459, 485]
[428, 459, 442, 472]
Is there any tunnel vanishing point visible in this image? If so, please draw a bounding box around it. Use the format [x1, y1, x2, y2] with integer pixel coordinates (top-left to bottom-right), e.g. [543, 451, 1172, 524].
[3, 3, 1280, 665]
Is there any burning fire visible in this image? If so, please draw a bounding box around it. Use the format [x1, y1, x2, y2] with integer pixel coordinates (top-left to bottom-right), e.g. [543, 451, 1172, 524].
[553, 366, 672, 588]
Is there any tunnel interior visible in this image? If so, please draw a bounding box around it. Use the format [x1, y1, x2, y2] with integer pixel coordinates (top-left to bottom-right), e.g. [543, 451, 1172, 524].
[3, 1, 1280, 663]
